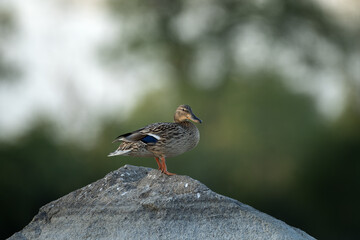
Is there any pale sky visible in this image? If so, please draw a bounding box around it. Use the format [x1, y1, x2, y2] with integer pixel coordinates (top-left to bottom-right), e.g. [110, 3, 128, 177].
[0, 0, 166, 141]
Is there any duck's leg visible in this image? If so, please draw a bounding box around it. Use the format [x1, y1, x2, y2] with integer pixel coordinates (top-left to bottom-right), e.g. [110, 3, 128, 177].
[160, 156, 176, 176]
[155, 157, 162, 170]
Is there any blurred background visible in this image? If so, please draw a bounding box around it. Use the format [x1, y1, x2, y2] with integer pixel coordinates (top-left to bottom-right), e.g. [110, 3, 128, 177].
[1, 0, 360, 239]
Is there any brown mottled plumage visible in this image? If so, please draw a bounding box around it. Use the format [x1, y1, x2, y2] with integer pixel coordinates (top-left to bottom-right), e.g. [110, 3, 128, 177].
[108, 105, 202, 175]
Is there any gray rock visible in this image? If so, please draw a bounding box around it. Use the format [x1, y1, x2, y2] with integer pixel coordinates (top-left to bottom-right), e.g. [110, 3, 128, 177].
[9, 165, 315, 240]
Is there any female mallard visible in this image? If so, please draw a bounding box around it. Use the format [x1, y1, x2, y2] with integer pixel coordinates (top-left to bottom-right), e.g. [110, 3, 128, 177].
[108, 105, 202, 175]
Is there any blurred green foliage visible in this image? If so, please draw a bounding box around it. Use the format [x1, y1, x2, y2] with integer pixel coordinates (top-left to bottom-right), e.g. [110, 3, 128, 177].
[0, 7, 20, 81]
[1, 0, 360, 239]
[2, 76, 360, 239]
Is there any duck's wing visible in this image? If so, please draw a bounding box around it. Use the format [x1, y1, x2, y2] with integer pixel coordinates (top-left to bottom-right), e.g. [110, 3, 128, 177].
[112, 128, 146, 143]
[112, 123, 163, 144]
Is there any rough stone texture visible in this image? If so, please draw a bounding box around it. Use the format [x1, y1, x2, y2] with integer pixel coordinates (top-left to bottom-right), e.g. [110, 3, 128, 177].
[9, 165, 315, 240]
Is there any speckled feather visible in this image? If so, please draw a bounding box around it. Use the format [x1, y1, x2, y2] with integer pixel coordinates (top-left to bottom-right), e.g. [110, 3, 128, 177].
[110, 121, 200, 158]
[108, 105, 201, 160]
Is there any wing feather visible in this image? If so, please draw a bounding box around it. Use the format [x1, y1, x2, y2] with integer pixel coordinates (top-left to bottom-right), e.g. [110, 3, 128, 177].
[112, 124, 163, 143]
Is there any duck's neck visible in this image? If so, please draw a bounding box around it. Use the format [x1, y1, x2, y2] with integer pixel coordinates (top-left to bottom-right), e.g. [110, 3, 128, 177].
[176, 120, 194, 128]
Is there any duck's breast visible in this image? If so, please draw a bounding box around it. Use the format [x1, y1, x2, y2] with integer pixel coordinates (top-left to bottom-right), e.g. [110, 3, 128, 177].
[152, 123, 200, 158]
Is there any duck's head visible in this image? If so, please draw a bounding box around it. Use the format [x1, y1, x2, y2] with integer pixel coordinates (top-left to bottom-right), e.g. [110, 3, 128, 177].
[174, 105, 202, 123]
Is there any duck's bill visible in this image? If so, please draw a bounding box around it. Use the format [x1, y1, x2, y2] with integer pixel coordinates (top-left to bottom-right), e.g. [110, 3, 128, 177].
[190, 114, 202, 123]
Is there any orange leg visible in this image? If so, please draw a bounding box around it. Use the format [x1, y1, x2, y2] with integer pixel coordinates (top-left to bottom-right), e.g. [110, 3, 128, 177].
[160, 157, 176, 176]
[155, 157, 162, 170]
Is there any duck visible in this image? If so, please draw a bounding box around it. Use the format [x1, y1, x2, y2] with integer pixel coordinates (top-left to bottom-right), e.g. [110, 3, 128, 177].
[108, 104, 202, 175]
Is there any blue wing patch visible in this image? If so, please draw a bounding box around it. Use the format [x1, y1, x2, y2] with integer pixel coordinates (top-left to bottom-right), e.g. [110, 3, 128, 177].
[141, 135, 159, 144]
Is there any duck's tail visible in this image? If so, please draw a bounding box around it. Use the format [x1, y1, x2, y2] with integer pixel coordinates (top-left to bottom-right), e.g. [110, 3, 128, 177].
[107, 149, 131, 157]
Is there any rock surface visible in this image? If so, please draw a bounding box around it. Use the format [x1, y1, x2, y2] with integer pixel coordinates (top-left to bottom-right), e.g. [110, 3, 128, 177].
[9, 165, 315, 240]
